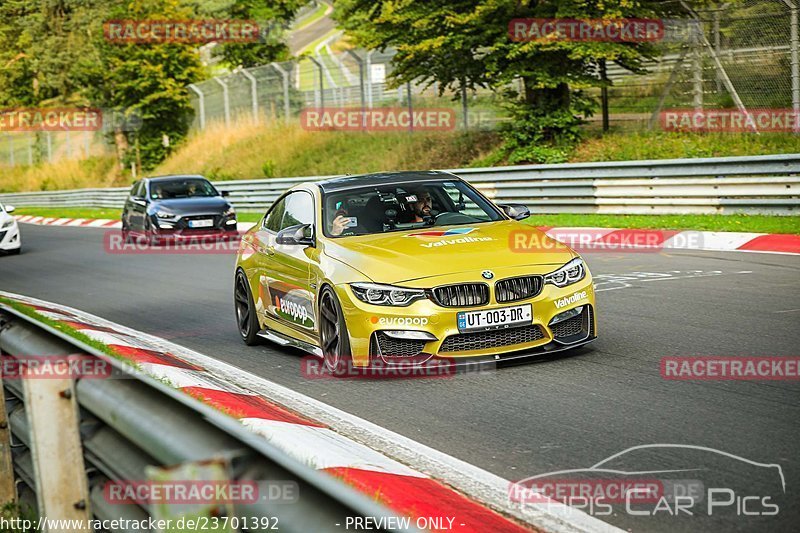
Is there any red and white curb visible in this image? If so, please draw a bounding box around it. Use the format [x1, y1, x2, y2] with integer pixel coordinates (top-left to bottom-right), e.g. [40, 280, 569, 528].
[0, 291, 619, 533]
[15, 215, 800, 254]
[15, 215, 257, 232]
[15, 215, 122, 228]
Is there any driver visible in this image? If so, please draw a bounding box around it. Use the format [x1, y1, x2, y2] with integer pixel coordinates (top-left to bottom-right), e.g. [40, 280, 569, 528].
[405, 186, 433, 223]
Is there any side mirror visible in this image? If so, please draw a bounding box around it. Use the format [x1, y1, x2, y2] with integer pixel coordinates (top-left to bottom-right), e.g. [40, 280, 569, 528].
[220, 190, 230, 197]
[5, 205, 15, 214]
[499, 203, 531, 221]
[276, 224, 314, 246]
[132, 196, 147, 207]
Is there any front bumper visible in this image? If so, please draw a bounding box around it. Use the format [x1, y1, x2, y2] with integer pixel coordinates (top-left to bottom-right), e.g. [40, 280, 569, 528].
[336, 277, 597, 367]
[0, 222, 21, 251]
[149, 213, 238, 241]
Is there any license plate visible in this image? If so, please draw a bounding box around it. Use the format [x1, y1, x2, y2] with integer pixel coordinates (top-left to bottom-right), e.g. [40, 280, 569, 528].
[457, 304, 532, 333]
[188, 219, 214, 228]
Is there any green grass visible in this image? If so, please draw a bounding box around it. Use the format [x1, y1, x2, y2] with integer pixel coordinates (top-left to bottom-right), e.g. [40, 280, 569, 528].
[292, 1, 329, 32]
[12, 207, 799, 234]
[523, 214, 800, 235]
[572, 131, 800, 162]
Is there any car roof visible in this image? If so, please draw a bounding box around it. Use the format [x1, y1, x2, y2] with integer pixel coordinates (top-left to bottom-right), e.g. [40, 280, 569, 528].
[146, 174, 208, 182]
[316, 171, 460, 192]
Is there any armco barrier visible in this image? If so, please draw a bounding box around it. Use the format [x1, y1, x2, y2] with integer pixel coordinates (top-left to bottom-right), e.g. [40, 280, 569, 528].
[0, 304, 415, 532]
[0, 154, 798, 215]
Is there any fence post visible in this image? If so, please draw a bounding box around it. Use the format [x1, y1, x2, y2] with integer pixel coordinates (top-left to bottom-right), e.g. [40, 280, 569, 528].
[7, 134, 13, 166]
[407, 81, 413, 133]
[46, 131, 52, 162]
[345, 51, 366, 128]
[692, 28, 703, 111]
[461, 83, 468, 130]
[600, 59, 609, 132]
[213, 77, 231, 127]
[28, 134, 33, 165]
[787, 0, 799, 133]
[240, 68, 260, 124]
[270, 62, 291, 124]
[309, 57, 325, 109]
[366, 51, 375, 108]
[188, 83, 206, 130]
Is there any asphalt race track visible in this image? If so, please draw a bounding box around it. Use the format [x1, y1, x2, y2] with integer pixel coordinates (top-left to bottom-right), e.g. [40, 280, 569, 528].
[2, 223, 799, 532]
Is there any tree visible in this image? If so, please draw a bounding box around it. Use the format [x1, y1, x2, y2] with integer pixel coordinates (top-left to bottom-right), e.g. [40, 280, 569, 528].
[334, 0, 687, 163]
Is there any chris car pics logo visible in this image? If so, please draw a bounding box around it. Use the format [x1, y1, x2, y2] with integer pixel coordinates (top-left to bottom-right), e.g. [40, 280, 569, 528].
[405, 228, 476, 238]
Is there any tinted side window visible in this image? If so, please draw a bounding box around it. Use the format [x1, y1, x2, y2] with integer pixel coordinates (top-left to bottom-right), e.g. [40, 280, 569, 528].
[281, 191, 314, 230]
[264, 196, 287, 232]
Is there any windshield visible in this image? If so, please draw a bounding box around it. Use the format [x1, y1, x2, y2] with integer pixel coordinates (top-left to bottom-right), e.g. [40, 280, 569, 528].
[323, 179, 503, 238]
[149, 178, 217, 199]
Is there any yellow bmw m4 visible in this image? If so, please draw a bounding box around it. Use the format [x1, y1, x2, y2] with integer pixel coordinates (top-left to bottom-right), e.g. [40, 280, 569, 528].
[234, 171, 596, 373]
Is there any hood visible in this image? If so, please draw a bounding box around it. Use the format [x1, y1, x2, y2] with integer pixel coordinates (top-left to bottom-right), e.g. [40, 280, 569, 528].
[322, 221, 576, 284]
[150, 196, 230, 215]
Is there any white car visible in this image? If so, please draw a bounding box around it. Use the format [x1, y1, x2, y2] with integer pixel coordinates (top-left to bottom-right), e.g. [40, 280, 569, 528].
[0, 203, 21, 254]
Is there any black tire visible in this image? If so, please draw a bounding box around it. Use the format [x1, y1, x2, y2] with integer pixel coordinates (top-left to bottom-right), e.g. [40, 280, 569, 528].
[121, 223, 132, 244]
[234, 271, 260, 345]
[319, 286, 352, 376]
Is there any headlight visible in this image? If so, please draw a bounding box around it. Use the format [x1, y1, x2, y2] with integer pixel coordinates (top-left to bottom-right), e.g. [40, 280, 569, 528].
[350, 282, 427, 307]
[544, 258, 585, 288]
[224, 206, 236, 217]
[155, 211, 175, 219]
[1, 219, 13, 229]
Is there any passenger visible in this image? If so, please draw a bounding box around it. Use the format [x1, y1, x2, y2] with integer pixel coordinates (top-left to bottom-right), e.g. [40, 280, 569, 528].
[404, 187, 433, 223]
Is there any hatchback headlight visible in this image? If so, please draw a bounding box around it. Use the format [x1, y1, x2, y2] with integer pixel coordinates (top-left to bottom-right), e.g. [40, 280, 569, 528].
[544, 258, 586, 288]
[1, 219, 13, 229]
[224, 206, 236, 217]
[155, 211, 176, 219]
[351, 282, 427, 307]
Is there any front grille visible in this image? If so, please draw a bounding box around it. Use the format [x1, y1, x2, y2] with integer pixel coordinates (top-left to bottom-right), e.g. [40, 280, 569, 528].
[431, 283, 489, 308]
[495, 275, 543, 303]
[439, 325, 544, 353]
[178, 215, 222, 231]
[374, 332, 426, 357]
[552, 314, 584, 338]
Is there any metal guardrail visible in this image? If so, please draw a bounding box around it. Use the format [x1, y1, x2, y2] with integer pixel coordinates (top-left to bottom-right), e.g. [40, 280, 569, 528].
[0, 306, 409, 532]
[0, 154, 798, 215]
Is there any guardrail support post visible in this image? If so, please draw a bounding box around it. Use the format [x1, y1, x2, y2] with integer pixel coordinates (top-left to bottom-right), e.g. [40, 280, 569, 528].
[345, 50, 366, 129]
[0, 365, 16, 505]
[23, 361, 92, 528]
